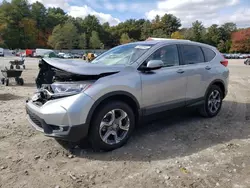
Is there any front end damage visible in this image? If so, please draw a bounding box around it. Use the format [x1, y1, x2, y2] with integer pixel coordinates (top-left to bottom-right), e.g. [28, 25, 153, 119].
[26, 58, 120, 141]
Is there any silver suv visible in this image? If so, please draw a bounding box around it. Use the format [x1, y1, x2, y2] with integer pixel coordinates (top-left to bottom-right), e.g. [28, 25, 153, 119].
[26, 39, 229, 151]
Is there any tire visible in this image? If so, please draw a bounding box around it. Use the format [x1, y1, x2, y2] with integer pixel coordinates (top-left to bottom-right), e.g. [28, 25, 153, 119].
[15, 77, 19, 84]
[1, 78, 4, 85]
[16, 65, 20, 69]
[23, 65, 25, 69]
[89, 101, 135, 151]
[10, 65, 14, 69]
[5, 78, 9, 86]
[18, 78, 24, 85]
[199, 85, 223, 118]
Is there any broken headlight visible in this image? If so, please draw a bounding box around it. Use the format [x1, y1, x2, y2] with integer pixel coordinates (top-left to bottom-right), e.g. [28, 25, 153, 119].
[51, 82, 91, 95]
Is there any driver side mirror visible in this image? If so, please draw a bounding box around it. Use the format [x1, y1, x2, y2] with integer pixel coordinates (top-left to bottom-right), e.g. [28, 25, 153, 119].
[139, 60, 164, 71]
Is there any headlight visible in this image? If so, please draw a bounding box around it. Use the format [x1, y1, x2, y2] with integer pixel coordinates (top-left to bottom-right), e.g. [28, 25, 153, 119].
[51, 82, 91, 95]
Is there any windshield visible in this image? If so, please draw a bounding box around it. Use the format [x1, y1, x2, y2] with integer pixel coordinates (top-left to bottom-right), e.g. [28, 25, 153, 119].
[91, 43, 153, 65]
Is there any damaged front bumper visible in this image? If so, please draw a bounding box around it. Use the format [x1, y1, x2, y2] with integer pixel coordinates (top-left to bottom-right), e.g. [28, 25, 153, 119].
[26, 92, 95, 142]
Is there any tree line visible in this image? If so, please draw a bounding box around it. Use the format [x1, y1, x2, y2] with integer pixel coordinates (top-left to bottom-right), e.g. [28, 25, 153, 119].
[0, 0, 249, 52]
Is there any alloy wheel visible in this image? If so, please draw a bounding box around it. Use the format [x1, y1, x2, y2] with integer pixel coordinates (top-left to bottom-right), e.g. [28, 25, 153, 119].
[208, 90, 221, 114]
[99, 109, 130, 145]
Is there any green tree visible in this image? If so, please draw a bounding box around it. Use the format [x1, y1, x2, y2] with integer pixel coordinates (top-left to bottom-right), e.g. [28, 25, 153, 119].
[205, 24, 221, 46]
[220, 22, 237, 41]
[171, 31, 184, 39]
[120, 33, 132, 44]
[48, 24, 63, 49]
[79, 33, 87, 49]
[141, 20, 152, 40]
[46, 7, 67, 30]
[190, 20, 205, 42]
[89, 31, 102, 49]
[62, 22, 78, 49]
[160, 14, 181, 37]
[0, 0, 31, 49]
[152, 29, 168, 38]
[48, 22, 78, 49]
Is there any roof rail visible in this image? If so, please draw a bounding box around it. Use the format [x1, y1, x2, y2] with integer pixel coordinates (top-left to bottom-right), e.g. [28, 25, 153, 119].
[146, 37, 190, 41]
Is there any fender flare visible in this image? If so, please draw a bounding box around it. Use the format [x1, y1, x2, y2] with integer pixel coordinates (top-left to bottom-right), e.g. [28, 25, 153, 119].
[85, 91, 140, 125]
[204, 79, 226, 98]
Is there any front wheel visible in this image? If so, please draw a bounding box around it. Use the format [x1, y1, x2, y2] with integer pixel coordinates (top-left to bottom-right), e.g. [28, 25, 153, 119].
[199, 85, 223, 117]
[89, 101, 135, 151]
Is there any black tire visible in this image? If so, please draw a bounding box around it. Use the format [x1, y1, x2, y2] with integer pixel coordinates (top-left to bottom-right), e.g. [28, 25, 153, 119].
[88, 101, 135, 151]
[15, 77, 19, 84]
[16, 65, 20, 69]
[23, 65, 25, 69]
[10, 65, 14, 69]
[1, 78, 4, 85]
[199, 85, 223, 118]
[18, 78, 24, 85]
[5, 78, 9, 86]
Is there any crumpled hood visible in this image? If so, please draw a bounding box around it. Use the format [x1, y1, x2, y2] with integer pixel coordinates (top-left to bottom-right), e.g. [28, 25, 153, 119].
[42, 58, 125, 75]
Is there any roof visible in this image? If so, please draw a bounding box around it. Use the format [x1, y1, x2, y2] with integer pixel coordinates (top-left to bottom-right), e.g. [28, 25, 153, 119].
[121, 38, 216, 50]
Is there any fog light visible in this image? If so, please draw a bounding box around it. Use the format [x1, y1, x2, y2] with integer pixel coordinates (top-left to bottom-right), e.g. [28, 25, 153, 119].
[51, 125, 69, 133]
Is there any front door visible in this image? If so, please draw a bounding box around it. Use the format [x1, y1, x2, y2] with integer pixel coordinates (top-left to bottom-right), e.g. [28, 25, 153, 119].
[140, 44, 188, 115]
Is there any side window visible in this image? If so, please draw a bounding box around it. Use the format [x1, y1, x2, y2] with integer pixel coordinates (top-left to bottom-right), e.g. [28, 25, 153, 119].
[181, 45, 205, 64]
[202, 47, 216, 62]
[146, 45, 179, 67]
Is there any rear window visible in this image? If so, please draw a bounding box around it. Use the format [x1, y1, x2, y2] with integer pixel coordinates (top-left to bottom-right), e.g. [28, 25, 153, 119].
[181, 45, 205, 64]
[202, 47, 216, 62]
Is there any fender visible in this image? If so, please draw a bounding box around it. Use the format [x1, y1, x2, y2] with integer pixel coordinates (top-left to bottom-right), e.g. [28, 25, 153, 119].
[204, 79, 225, 98]
[85, 91, 140, 125]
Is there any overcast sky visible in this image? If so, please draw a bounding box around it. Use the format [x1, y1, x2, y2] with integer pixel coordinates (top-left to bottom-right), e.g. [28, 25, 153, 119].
[18, 0, 250, 27]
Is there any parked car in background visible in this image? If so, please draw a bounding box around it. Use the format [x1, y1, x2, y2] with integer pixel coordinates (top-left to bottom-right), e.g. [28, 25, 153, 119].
[27, 39, 229, 151]
[35, 48, 54, 57]
[72, 53, 82, 58]
[244, 58, 250, 65]
[57, 52, 65, 58]
[63, 53, 72, 59]
[25, 49, 35, 57]
[0, 48, 4, 57]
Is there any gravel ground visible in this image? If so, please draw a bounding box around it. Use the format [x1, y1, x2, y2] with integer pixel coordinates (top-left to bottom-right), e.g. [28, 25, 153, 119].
[0, 57, 250, 188]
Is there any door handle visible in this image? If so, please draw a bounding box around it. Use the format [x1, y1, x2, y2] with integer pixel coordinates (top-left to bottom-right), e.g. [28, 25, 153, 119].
[177, 69, 184, 74]
[205, 66, 211, 70]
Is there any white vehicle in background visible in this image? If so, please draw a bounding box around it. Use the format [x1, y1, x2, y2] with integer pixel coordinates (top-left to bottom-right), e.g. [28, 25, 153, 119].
[57, 52, 65, 58]
[63, 53, 72, 59]
[35, 48, 54, 57]
[0, 48, 4, 57]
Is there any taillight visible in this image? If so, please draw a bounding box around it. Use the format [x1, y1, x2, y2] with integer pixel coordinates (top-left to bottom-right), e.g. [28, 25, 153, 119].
[220, 53, 228, 67]
[221, 60, 228, 67]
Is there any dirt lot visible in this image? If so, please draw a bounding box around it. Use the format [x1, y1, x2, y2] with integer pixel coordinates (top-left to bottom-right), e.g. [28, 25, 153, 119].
[0, 57, 250, 188]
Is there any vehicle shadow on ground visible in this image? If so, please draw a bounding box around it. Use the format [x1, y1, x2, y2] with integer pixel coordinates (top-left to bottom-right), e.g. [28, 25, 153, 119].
[2, 82, 36, 88]
[63, 100, 250, 162]
[0, 93, 23, 101]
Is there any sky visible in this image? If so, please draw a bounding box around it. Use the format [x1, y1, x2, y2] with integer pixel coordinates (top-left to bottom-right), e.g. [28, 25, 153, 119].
[23, 0, 250, 27]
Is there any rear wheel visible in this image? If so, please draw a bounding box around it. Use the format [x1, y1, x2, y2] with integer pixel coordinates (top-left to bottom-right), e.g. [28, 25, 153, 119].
[199, 85, 223, 117]
[18, 78, 24, 85]
[5, 78, 9, 86]
[89, 101, 135, 151]
[10, 65, 14, 69]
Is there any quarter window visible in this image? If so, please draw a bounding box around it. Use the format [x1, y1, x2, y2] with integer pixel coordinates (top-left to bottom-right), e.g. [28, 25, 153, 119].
[145, 45, 179, 67]
[181, 45, 205, 64]
[202, 47, 216, 62]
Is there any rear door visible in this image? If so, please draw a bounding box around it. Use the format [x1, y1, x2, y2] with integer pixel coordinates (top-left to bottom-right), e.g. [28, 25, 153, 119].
[140, 44, 188, 115]
[179, 45, 215, 104]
